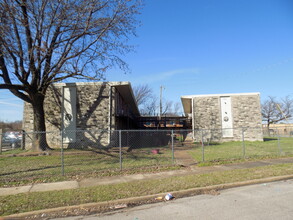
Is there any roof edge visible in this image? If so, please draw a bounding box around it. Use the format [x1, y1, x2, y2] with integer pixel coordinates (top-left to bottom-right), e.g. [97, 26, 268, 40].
[181, 92, 260, 99]
[52, 81, 131, 87]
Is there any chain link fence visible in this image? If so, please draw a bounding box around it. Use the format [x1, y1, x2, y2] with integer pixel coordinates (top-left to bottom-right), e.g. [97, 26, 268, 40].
[0, 127, 293, 186]
[173, 127, 293, 162]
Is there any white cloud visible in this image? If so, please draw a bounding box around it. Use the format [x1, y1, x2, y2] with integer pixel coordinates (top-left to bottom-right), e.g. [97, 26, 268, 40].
[0, 100, 23, 108]
[133, 68, 199, 84]
[140, 57, 177, 64]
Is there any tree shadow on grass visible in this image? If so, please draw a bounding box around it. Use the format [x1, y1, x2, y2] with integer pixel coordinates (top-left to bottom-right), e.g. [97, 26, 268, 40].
[264, 137, 278, 142]
[0, 165, 62, 176]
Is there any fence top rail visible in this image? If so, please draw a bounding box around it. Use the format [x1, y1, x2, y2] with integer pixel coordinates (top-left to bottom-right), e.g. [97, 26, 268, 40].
[12, 127, 270, 135]
[6, 126, 293, 135]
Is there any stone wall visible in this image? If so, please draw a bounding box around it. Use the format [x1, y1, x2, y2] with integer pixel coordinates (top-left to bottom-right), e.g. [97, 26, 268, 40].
[22, 82, 116, 149]
[193, 96, 222, 142]
[192, 93, 263, 142]
[231, 94, 263, 141]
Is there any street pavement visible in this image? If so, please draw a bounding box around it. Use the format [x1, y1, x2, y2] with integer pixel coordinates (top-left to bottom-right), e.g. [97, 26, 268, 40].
[53, 179, 293, 220]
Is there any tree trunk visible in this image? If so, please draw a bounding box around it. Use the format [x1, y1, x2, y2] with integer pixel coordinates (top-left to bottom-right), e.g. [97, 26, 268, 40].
[31, 93, 51, 151]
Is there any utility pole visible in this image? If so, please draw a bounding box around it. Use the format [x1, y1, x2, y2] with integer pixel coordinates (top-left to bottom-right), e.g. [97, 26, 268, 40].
[159, 85, 164, 120]
[276, 103, 288, 122]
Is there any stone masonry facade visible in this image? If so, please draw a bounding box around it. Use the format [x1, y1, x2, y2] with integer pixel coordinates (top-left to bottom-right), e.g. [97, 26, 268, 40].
[23, 86, 264, 149]
[23, 82, 137, 149]
[192, 93, 263, 142]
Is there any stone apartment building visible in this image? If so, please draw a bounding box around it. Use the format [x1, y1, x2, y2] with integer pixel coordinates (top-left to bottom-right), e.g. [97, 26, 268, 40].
[181, 93, 263, 142]
[23, 85, 264, 149]
[23, 81, 140, 148]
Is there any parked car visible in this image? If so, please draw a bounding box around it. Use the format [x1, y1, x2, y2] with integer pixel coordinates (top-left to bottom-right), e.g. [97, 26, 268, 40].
[1, 136, 21, 148]
[5, 131, 17, 139]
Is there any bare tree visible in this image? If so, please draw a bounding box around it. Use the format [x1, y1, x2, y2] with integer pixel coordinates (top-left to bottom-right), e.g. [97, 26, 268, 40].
[141, 96, 158, 116]
[164, 101, 181, 116]
[162, 100, 172, 115]
[133, 84, 153, 106]
[133, 84, 182, 117]
[0, 120, 22, 131]
[0, 0, 142, 151]
[262, 96, 293, 129]
[173, 102, 181, 115]
[133, 84, 160, 116]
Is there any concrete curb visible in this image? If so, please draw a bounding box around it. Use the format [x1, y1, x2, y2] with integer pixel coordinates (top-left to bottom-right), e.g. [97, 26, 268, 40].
[4, 174, 293, 220]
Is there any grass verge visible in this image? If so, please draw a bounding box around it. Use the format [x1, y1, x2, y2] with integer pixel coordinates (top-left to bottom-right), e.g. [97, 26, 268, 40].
[188, 137, 293, 163]
[1, 163, 293, 216]
[0, 147, 175, 187]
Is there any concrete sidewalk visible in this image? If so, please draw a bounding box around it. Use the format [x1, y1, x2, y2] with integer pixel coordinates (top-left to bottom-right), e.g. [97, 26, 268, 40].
[1, 157, 293, 197]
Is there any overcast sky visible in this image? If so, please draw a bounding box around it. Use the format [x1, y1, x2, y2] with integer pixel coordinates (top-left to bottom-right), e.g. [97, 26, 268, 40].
[1, 0, 293, 122]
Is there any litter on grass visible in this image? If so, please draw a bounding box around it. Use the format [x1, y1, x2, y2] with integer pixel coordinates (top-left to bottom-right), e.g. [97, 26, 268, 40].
[155, 193, 175, 201]
[165, 193, 175, 201]
[114, 204, 128, 209]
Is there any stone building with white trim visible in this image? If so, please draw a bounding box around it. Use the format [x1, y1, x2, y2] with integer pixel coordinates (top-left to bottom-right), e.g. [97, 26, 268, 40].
[23, 81, 140, 148]
[181, 93, 263, 142]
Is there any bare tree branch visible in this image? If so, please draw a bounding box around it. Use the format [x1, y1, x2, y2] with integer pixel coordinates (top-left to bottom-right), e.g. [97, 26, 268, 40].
[133, 84, 153, 106]
[0, 0, 142, 150]
[262, 96, 293, 127]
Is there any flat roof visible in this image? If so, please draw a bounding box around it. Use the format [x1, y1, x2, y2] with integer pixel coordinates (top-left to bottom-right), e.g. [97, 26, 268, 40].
[181, 92, 260, 99]
[53, 81, 140, 116]
[181, 92, 260, 115]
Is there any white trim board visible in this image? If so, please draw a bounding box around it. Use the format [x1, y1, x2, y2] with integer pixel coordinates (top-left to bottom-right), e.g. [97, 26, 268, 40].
[181, 92, 260, 99]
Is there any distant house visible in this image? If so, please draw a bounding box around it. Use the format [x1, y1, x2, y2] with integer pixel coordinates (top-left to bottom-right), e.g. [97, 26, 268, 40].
[23, 81, 140, 148]
[181, 93, 263, 142]
[262, 123, 293, 137]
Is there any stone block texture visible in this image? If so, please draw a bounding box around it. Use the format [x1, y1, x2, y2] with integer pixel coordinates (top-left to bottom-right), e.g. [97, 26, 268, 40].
[23, 82, 137, 149]
[192, 93, 263, 142]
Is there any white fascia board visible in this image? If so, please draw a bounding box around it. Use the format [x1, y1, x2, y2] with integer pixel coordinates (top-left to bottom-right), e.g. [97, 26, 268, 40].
[53, 81, 131, 87]
[181, 92, 260, 98]
[181, 96, 192, 115]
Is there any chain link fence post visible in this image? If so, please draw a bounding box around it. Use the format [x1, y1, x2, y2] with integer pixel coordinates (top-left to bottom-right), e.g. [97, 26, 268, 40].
[0, 129, 2, 155]
[119, 130, 122, 171]
[61, 130, 64, 176]
[21, 130, 25, 150]
[277, 130, 282, 155]
[171, 129, 174, 164]
[201, 129, 205, 162]
[126, 130, 129, 149]
[242, 127, 246, 159]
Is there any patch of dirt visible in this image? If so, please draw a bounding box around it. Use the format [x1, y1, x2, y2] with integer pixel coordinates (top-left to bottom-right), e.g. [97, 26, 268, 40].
[174, 150, 197, 166]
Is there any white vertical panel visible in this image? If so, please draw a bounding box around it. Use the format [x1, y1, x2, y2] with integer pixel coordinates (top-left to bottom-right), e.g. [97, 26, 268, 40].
[62, 86, 76, 143]
[192, 97, 195, 139]
[220, 97, 233, 137]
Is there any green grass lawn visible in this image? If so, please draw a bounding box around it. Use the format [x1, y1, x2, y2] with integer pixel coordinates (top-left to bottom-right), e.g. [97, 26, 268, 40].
[0, 146, 175, 187]
[188, 137, 293, 163]
[1, 137, 293, 187]
[1, 163, 293, 216]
